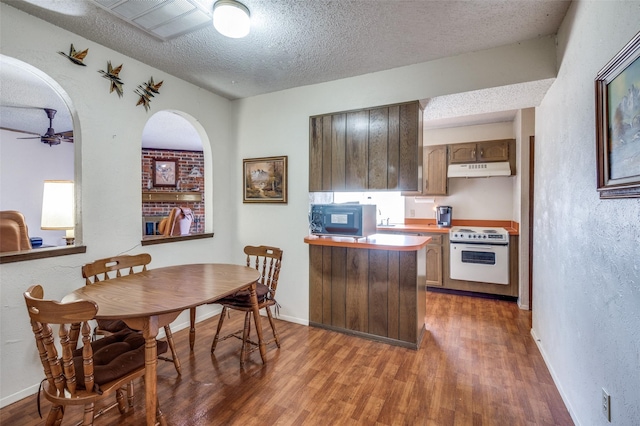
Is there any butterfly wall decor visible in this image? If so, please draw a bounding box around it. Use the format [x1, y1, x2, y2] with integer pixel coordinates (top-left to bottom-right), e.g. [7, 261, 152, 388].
[58, 43, 88, 66]
[135, 77, 164, 111]
[98, 61, 124, 97]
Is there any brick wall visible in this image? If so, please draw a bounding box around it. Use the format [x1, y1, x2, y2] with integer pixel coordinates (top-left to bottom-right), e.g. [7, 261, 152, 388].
[142, 149, 205, 234]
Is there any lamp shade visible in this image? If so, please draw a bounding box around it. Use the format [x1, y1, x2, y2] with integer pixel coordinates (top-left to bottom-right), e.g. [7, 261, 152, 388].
[41, 180, 75, 230]
[213, 0, 250, 38]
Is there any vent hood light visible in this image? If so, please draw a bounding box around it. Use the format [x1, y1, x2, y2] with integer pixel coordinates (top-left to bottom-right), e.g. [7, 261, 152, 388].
[447, 162, 511, 178]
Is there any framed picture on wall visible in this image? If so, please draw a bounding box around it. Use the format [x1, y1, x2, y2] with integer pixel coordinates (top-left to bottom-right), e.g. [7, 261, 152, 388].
[153, 159, 178, 187]
[595, 31, 640, 199]
[243, 156, 288, 203]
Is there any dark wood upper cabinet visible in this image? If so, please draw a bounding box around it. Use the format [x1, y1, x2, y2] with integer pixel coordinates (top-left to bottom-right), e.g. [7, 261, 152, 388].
[309, 100, 423, 192]
[449, 139, 512, 164]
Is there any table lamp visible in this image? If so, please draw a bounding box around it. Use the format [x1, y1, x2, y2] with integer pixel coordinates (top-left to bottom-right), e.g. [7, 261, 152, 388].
[41, 180, 75, 245]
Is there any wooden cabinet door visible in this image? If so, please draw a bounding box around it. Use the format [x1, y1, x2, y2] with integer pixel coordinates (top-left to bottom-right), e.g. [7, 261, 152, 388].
[345, 110, 368, 190]
[330, 114, 347, 190]
[309, 113, 347, 191]
[424, 234, 443, 286]
[309, 116, 323, 191]
[368, 107, 389, 189]
[397, 102, 421, 191]
[478, 140, 509, 162]
[424, 145, 448, 195]
[448, 142, 477, 163]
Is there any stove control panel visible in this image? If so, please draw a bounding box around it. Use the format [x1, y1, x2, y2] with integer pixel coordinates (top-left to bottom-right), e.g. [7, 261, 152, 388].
[450, 227, 509, 244]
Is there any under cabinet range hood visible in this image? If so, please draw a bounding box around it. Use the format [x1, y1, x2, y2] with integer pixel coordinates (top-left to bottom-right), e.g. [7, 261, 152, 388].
[447, 162, 511, 178]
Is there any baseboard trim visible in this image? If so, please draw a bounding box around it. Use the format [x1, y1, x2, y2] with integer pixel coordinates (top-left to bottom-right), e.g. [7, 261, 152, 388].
[530, 328, 580, 426]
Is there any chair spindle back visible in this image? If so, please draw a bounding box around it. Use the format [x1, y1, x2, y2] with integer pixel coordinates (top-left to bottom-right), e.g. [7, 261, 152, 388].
[244, 245, 283, 295]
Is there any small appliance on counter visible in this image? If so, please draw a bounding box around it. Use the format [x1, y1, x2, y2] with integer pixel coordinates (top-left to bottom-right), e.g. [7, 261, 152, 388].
[436, 205, 452, 228]
[309, 204, 377, 238]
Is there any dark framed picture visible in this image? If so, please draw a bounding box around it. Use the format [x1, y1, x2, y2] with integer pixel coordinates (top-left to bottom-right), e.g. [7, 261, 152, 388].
[243, 156, 288, 203]
[595, 31, 640, 199]
[153, 159, 178, 187]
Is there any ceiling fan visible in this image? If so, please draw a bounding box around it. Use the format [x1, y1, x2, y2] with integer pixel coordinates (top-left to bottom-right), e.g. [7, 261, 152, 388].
[18, 108, 73, 146]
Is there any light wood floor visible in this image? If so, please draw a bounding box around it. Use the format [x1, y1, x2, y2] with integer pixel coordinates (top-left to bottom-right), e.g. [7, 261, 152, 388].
[1, 291, 573, 425]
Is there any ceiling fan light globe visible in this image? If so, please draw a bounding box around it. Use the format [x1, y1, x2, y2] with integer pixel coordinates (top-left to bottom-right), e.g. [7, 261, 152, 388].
[213, 0, 250, 39]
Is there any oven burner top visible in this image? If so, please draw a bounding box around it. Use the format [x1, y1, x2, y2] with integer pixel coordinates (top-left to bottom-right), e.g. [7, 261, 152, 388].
[449, 226, 509, 243]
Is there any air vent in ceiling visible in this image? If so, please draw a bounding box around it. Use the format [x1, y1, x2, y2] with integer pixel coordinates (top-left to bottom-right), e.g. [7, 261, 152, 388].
[93, 0, 212, 41]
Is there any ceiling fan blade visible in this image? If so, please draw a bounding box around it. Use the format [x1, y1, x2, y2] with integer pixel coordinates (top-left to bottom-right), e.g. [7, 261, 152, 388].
[16, 136, 41, 139]
[55, 130, 73, 143]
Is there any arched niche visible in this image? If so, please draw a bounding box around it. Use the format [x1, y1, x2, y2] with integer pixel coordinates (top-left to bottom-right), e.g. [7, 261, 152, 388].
[141, 110, 210, 238]
[0, 55, 81, 253]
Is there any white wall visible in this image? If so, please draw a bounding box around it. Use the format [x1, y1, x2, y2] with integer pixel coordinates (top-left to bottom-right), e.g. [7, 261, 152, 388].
[0, 129, 74, 246]
[0, 4, 235, 406]
[533, 1, 640, 424]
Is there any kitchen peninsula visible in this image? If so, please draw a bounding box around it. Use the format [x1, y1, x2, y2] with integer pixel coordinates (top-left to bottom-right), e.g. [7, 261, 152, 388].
[305, 233, 430, 349]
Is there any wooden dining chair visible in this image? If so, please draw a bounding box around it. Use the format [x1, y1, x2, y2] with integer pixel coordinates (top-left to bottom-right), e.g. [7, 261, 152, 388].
[23, 284, 168, 426]
[82, 253, 182, 375]
[211, 245, 283, 365]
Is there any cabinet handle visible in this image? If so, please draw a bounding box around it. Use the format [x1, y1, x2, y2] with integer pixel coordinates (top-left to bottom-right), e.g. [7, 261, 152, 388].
[480, 148, 484, 158]
[472, 149, 476, 158]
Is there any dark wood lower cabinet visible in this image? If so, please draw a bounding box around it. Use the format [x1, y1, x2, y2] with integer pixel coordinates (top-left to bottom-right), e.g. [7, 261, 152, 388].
[309, 245, 426, 349]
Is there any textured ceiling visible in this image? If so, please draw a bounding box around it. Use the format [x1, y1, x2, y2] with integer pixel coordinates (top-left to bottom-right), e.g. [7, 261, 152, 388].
[2, 0, 571, 100]
[0, 0, 571, 149]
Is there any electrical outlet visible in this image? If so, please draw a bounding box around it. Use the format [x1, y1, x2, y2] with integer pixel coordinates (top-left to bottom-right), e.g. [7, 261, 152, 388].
[410, 209, 415, 217]
[602, 388, 611, 422]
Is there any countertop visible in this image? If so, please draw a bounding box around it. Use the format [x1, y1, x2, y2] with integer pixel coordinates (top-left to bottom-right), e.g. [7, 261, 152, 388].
[376, 219, 520, 235]
[304, 233, 431, 251]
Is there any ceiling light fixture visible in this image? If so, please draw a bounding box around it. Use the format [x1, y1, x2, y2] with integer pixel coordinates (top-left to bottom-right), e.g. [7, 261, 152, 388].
[213, 0, 250, 39]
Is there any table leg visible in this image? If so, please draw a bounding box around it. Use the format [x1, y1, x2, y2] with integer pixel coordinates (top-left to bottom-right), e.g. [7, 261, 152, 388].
[189, 307, 196, 351]
[248, 283, 267, 364]
[143, 315, 162, 426]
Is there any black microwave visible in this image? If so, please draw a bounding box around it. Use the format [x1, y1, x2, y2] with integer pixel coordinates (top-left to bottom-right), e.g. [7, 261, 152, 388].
[309, 204, 377, 237]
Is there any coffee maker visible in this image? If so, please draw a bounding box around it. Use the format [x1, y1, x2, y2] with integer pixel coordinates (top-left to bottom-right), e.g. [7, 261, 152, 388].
[436, 206, 452, 228]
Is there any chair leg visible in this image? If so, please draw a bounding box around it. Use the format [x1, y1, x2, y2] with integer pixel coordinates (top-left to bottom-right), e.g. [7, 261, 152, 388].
[265, 307, 281, 348]
[163, 325, 182, 375]
[211, 306, 228, 353]
[82, 402, 95, 426]
[156, 397, 167, 426]
[127, 381, 135, 409]
[45, 404, 63, 426]
[240, 311, 252, 366]
[116, 387, 127, 414]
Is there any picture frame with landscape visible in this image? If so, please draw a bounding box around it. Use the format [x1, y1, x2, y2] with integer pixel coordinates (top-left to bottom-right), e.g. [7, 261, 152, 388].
[243, 156, 288, 203]
[595, 31, 640, 199]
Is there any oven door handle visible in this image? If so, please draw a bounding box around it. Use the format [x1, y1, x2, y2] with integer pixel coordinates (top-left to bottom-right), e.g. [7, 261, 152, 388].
[451, 242, 508, 247]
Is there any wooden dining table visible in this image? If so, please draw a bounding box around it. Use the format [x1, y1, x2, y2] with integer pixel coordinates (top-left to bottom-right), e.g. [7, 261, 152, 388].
[62, 263, 263, 426]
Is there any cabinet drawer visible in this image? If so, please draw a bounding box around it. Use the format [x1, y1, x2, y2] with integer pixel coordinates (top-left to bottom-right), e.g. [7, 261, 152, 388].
[428, 234, 443, 245]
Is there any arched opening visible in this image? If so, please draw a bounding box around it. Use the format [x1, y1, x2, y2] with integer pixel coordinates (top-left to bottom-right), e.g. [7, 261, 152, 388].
[140, 110, 207, 238]
[0, 55, 80, 252]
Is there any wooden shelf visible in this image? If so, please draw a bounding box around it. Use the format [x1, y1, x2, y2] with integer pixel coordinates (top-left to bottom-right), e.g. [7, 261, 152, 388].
[142, 191, 202, 202]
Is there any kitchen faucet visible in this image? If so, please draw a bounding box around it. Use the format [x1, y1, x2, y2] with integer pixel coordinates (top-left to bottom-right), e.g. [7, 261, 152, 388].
[377, 209, 389, 226]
